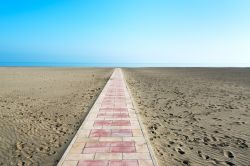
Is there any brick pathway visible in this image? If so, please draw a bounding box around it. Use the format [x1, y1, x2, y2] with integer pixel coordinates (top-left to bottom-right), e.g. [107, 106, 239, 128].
[57, 69, 158, 166]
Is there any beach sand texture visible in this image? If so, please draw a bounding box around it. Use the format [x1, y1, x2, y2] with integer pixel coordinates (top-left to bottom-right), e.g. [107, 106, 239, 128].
[124, 68, 250, 166]
[0, 68, 112, 166]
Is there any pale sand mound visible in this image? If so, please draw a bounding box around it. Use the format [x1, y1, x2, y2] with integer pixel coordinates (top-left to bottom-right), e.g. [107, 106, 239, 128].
[124, 68, 250, 166]
[0, 67, 112, 166]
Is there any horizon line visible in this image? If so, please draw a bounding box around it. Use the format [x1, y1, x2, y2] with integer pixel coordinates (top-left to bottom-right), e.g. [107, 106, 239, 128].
[0, 62, 250, 68]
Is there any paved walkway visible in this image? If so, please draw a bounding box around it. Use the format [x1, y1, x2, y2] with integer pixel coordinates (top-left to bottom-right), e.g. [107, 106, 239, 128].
[57, 68, 157, 166]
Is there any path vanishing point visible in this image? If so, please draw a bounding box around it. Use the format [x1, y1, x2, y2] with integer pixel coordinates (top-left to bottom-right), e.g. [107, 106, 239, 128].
[57, 68, 158, 166]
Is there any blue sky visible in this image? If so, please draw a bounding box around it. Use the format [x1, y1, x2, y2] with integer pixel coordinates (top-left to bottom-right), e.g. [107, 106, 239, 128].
[0, 0, 250, 66]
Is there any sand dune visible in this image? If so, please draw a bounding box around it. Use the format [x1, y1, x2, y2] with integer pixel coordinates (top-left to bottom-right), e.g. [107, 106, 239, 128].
[124, 68, 250, 166]
[0, 67, 112, 166]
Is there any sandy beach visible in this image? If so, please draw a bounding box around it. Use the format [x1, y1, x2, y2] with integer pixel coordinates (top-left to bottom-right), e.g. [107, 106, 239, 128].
[0, 67, 112, 166]
[124, 68, 250, 166]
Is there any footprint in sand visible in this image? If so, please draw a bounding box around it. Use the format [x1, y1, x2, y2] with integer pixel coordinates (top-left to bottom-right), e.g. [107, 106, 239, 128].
[176, 147, 185, 155]
[225, 161, 235, 166]
[224, 150, 234, 159]
[182, 160, 190, 165]
[198, 150, 210, 160]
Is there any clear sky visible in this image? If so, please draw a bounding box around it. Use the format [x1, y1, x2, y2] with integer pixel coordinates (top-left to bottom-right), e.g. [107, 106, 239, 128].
[0, 0, 250, 67]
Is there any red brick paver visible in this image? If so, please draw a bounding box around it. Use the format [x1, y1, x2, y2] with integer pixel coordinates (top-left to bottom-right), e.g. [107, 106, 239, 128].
[58, 69, 157, 166]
